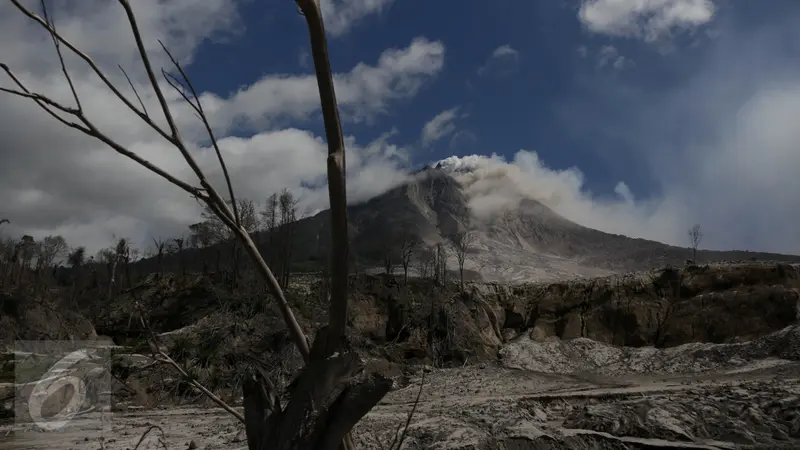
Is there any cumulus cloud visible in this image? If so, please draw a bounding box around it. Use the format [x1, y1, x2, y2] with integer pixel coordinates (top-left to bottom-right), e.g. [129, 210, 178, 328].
[597, 45, 632, 70]
[0, 1, 421, 253]
[321, 0, 395, 37]
[579, 0, 716, 41]
[420, 107, 461, 148]
[202, 37, 445, 130]
[477, 44, 520, 77]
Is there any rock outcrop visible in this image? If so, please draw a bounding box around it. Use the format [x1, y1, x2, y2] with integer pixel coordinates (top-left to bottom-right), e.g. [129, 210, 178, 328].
[485, 263, 800, 348]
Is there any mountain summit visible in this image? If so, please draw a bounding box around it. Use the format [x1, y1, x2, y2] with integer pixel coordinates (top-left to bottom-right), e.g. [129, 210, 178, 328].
[287, 168, 800, 282]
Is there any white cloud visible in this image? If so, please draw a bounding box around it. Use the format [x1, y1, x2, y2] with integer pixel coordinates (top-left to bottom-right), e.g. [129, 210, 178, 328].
[0, 0, 418, 254]
[552, 11, 800, 254]
[0, 0, 243, 77]
[437, 152, 689, 247]
[477, 44, 520, 77]
[437, 70, 800, 255]
[201, 37, 444, 131]
[448, 130, 478, 152]
[298, 50, 311, 69]
[579, 0, 716, 41]
[491, 45, 519, 59]
[421, 107, 461, 147]
[597, 45, 631, 70]
[321, 0, 395, 37]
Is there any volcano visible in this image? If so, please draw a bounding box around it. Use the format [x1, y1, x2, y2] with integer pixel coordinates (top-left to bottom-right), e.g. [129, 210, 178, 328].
[280, 166, 800, 282]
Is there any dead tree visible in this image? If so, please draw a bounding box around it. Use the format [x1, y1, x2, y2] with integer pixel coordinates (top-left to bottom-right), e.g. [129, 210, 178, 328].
[435, 243, 448, 286]
[449, 231, 475, 292]
[647, 268, 684, 347]
[151, 237, 168, 276]
[687, 224, 702, 264]
[399, 233, 420, 283]
[415, 246, 436, 280]
[107, 238, 129, 301]
[14, 235, 36, 284]
[0, 1, 389, 448]
[37, 235, 68, 272]
[172, 237, 186, 278]
[277, 189, 298, 288]
[261, 193, 279, 268]
[230, 198, 259, 285]
[67, 246, 85, 306]
[382, 241, 397, 275]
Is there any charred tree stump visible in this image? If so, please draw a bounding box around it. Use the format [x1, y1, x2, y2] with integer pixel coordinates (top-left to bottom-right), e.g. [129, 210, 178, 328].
[243, 327, 391, 450]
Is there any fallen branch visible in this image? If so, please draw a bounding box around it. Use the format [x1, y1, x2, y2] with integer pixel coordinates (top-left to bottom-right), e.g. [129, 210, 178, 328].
[133, 424, 168, 450]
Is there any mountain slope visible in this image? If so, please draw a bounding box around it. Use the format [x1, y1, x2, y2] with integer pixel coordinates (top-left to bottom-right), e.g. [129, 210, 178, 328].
[291, 167, 800, 282]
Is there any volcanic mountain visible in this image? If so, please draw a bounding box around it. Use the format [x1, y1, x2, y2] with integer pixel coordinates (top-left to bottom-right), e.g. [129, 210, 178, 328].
[279, 166, 800, 282]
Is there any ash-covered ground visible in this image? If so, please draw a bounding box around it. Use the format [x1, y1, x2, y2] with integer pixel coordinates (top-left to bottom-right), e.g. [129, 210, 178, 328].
[3, 325, 800, 450]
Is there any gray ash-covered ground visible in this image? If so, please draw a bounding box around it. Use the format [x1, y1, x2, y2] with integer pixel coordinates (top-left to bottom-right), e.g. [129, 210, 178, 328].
[4, 325, 800, 449]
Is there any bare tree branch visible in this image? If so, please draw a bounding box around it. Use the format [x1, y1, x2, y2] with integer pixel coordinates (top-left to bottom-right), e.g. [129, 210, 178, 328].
[158, 40, 241, 227]
[7, 0, 173, 143]
[1, 0, 311, 361]
[0, 81, 87, 132]
[387, 369, 425, 450]
[131, 294, 246, 424]
[132, 425, 167, 450]
[2, 0, 394, 446]
[115, 1, 208, 179]
[39, 0, 81, 112]
[119, 64, 148, 118]
[0, 67, 79, 115]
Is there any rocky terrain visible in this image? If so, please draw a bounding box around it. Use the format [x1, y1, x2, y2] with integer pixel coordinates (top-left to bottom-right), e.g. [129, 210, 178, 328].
[2, 262, 800, 449]
[3, 326, 800, 449]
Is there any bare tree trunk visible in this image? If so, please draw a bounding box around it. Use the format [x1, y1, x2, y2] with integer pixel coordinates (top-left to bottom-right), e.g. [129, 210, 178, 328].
[243, 327, 391, 450]
[283, 220, 295, 288]
[300, 0, 349, 355]
[106, 255, 118, 302]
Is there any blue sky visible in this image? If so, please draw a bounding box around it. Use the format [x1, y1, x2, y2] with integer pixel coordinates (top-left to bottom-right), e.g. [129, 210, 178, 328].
[184, 0, 736, 198]
[188, 0, 635, 193]
[1, 0, 800, 255]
